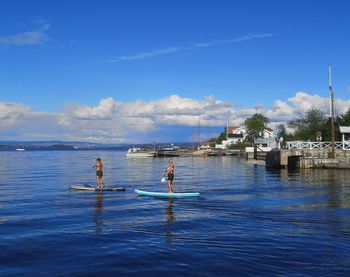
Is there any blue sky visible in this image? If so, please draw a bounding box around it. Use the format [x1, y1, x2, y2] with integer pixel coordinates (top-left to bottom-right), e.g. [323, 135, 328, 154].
[1, 0, 350, 143]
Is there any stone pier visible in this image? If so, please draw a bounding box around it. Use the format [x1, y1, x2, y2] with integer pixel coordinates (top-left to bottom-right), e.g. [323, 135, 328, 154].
[266, 149, 350, 169]
[299, 157, 350, 169]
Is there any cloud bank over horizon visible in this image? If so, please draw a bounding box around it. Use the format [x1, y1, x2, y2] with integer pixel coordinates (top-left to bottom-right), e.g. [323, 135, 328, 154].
[1, 92, 350, 143]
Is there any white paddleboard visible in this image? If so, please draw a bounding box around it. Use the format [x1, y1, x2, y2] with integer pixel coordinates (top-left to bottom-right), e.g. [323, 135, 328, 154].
[70, 184, 125, 192]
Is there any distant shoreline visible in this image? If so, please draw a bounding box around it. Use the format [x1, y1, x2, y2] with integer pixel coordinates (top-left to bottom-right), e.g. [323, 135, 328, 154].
[0, 141, 192, 151]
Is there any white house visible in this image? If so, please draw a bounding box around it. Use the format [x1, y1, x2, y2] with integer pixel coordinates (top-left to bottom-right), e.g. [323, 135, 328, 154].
[216, 125, 275, 149]
[339, 126, 350, 150]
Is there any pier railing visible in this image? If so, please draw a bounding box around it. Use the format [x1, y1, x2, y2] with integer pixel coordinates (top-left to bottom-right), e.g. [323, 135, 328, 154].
[286, 141, 350, 150]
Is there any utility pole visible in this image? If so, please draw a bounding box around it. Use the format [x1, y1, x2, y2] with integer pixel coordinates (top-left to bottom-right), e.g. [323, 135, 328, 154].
[329, 65, 335, 158]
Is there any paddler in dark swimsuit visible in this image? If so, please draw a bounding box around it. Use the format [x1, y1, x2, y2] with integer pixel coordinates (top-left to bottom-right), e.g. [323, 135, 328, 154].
[93, 158, 103, 189]
[165, 159, 175, 193]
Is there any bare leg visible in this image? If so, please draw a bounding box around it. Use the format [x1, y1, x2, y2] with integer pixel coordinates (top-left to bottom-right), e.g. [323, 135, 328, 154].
[96, 176, 99, 187]
[168, 180, 174, 193]
[167, 180, 172, 193]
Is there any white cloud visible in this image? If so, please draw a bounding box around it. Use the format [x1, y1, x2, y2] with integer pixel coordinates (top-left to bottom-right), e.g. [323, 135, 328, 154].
[0, 102, 65, 141]
[65, 94, 231, 124]
[1, 92, 350, 142]
[68, 97, 117, 120]
[229, 91, 350, 130]
[0, 19, 50, 46]
[334, 98, 350, 115]
[109, 47, 179, 62]
[0, 102, 32, 129]
[107, 33, 275, 62]
[266, 100, 295, 121]
[287, 92, 329, 114]
[191, 33, 275, 48]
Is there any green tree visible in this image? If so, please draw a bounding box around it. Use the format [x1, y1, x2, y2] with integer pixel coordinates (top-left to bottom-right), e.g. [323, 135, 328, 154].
[330, 108, 350, 141]
[287, 108, 327, 140]
[320, 116, 342, 141]
[338, 108, 350, 126]
[215, 128, 227, 144]
[227, 141, 251, 150]
[275, 124, 293, 141]
[244, 113, 270, 142]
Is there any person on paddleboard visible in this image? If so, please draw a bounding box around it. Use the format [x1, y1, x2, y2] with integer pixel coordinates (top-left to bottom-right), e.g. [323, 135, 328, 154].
[165, 159, 175, 193]
[93, 158, 103, 189]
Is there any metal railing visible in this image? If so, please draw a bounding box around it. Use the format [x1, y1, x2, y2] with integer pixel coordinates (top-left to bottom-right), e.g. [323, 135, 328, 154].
[286, 141, 350, 150]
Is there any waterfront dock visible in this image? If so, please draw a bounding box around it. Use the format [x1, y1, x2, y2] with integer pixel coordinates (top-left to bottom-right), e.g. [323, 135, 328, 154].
[156, 148, 234, 157]
[265, 148, 350, 169]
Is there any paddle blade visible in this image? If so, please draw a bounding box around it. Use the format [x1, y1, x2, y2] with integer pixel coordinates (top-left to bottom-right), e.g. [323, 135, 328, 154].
[161, 177, 166, 183]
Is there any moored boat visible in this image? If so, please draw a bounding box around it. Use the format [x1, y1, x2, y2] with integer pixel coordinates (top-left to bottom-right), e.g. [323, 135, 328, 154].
[224, 149, 240, 156]
[125, 147, 155, 158]
[157, 144, 192, 157]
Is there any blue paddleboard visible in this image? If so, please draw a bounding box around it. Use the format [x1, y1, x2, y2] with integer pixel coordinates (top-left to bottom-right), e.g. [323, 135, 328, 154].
[134, 189, 200, 198]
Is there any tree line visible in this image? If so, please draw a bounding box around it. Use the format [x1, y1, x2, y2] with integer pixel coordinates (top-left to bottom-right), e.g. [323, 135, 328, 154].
[276, 107, 350, 142]
[215, 107, 350, 147]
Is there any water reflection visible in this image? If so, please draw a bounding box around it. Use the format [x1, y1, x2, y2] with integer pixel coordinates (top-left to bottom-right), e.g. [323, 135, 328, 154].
[272, 168, 350, 209]
[93, 192, 104, 233]
[164, 199, 176, 243]
[299, 169, 350, 208]
[165, 199, 176, 223]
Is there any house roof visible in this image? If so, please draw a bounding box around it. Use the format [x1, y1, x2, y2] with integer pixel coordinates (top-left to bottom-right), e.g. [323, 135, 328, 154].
[339, 126, 350, 133]
[227, 127, 236, 133]
[227, 125, 274, 133]
[201, 141, 214, 145]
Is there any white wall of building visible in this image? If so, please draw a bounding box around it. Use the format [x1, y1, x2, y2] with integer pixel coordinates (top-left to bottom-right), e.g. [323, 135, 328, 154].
[215, 125, 275, 149]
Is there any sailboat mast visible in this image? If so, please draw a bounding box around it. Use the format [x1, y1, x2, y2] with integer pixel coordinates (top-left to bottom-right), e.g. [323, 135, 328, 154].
[226, 110, 229, 140]
[198, 112, 201, 147]
[192, 128, 195, 149]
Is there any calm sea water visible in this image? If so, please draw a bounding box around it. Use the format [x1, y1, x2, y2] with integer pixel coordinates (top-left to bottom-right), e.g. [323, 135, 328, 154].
[1, 150, 350, 276]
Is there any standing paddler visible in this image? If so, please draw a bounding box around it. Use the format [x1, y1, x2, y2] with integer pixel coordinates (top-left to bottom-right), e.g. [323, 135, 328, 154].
[165, 159, 175, 193]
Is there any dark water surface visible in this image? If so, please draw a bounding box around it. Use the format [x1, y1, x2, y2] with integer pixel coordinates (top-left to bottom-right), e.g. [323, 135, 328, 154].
[1, 150, 350, 276]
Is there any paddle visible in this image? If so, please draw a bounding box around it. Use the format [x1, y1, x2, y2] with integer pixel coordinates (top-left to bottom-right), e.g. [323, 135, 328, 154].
[161, 168, 167, 183]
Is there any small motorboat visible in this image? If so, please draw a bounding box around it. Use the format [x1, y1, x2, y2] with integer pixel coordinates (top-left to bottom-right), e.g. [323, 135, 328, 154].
[125, 147, 155, 158]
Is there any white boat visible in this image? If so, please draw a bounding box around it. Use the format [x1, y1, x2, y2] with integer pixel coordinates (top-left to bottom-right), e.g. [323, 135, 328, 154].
[16, 148, 26, 151]
[125, 147, 155, 158]
[224, 149, 240, 156]
[162, 144, 180, 151]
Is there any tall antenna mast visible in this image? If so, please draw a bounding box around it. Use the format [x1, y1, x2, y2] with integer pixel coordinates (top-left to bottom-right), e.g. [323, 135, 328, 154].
[328, 65, 335, 158]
